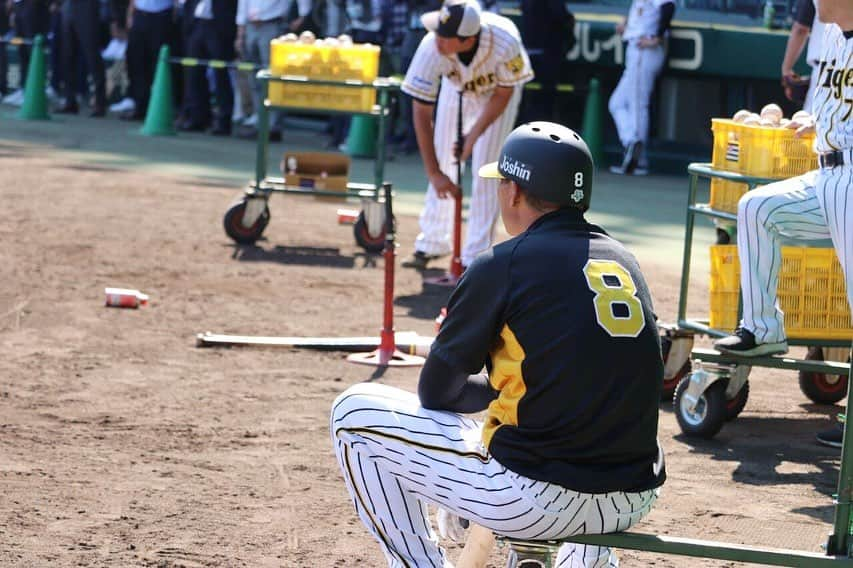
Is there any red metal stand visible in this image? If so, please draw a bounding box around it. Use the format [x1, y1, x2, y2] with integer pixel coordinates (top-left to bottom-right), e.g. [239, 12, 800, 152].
[348, 183, 425, 368]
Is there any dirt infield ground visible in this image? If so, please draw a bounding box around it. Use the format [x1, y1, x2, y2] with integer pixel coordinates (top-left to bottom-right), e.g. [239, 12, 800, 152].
[0, 139, 846, 567]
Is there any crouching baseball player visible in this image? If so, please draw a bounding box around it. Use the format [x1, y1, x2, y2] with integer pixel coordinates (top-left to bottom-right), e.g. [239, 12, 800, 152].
[331, 122, 666, 567]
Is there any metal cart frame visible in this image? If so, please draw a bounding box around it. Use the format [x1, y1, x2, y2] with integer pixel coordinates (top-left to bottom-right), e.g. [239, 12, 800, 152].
[223, 71, 400, 250]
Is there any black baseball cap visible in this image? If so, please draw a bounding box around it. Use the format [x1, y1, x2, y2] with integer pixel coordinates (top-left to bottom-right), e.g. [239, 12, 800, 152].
[421, 0, 482, 38]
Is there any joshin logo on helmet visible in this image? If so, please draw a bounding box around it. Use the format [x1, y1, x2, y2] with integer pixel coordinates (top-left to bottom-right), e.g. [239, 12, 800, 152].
[499, 155, 531, 181]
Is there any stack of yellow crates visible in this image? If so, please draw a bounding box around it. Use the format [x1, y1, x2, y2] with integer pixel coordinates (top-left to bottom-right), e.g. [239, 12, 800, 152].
[268, 35, 380, 113]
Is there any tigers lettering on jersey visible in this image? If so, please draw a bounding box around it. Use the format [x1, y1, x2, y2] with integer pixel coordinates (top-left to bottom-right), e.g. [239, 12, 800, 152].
[818, 61, 853, 97]
[448, 69, 498, 94]
[811, 25, 853, 152]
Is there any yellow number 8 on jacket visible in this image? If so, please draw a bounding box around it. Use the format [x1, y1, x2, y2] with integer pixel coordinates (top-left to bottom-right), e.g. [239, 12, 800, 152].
[583, 259, 646, 337]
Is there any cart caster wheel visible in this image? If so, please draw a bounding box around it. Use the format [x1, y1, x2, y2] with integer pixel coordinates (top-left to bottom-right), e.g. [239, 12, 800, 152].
[799, 346, 849, 404]
[353, 210, 388, 254]
[660, 331, 692, 401]
[224, 199, 270, 245]
[505, 549, 547, 568]
[674, 376, 728, 439]
[725, 380, 749, 421]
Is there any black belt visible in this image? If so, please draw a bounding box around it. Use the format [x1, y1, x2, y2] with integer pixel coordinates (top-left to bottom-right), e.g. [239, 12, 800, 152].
[819, 150, 845, 169]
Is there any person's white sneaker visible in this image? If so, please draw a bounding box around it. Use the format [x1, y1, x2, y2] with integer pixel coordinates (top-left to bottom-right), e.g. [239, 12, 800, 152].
[242, 113, 258, 127]
[109, 97, 136, 113]
[3, 89, 24, 105]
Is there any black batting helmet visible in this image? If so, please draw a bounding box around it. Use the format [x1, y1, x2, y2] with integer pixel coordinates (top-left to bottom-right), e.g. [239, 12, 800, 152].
[478, 122, 594, 211]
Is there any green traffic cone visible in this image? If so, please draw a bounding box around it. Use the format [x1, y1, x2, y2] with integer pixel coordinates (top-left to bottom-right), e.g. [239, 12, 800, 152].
[141, 45, 176, 136]
[581, 77, 603, 168]
[17, 35, 49, 121]
[345, 115, 377, 158]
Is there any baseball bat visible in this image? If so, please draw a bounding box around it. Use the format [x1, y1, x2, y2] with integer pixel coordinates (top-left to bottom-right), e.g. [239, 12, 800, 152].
[456, 523, 496, 568]
[450, 91, 464, 278]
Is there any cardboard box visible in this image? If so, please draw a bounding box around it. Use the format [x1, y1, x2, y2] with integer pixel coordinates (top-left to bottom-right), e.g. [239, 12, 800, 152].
[281, 152, 350, 200]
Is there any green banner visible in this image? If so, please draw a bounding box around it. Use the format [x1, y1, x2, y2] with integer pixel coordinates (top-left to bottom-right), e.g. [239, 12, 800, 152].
[507, 10, 805, 81]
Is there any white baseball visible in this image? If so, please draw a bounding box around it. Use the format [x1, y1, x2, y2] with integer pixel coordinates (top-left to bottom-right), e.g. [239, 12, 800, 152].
[760, 103, 783, 125]
[732, 109, 752, 123]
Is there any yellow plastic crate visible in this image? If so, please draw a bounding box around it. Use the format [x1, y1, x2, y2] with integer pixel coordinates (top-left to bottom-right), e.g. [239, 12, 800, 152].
[709, 245, 853, 339]
[710, 118, 817, 179]
[709, 178, 748, 214]
[268, 41, 380, 112]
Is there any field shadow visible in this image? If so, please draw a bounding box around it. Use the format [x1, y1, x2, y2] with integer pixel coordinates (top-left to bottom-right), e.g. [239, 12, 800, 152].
[675, 415, 841, 519]
[230, 244, 358, 269]
[394, 272, 454, 320]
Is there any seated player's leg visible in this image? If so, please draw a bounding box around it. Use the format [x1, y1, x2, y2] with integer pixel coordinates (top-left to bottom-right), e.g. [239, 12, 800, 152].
[715, 171, 829, 356]
[331, 383, 659, 566]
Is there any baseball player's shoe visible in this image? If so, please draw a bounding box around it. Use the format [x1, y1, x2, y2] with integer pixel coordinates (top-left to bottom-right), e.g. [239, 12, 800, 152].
[713, 328, 788, 357]
[402, 251, 444, 270]
[816, 424, 843, 449]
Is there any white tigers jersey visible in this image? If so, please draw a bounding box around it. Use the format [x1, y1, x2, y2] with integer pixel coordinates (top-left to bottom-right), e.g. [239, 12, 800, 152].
[812, 24, 853, 153]
[622, 0, 673, 41]
[401, 12, 533, 103]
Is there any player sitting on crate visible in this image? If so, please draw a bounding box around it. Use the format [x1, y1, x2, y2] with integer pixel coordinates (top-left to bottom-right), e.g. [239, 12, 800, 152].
[330, 122, 665, 567]
[714, 0, 852, 447]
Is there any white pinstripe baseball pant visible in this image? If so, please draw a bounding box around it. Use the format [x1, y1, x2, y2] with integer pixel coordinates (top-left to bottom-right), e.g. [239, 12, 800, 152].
[414, 81, 523, 267]
[736, 160, 853, 343]
[608, 42, 665, 164]
[331, 382, 659, 568]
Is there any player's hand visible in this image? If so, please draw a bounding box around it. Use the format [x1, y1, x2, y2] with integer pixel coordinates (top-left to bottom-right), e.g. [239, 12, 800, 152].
[454, 134, 476, 163]
[638, 36, 660, 48]
[289, 16, 305, 32]
[785, 117, 815, 138]
[615, 21, 626, 35]
[430, 172, 460, 199]
[436, 507, 469, 542]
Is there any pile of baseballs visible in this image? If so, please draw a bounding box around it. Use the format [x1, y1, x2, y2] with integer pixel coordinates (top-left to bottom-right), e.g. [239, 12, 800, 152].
[277, 31, 356, 46]
[731, 104, 812, 128]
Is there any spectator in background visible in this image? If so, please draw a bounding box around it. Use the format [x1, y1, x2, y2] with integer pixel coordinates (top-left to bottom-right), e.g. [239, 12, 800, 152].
[519, 0, 575, 123]
[381, 0, 410, 146]
[327, 0, 382, 149]
[285, 0, 311, 34]
[394, 0, 439, 154]
[608, 0, 675, 175]
[234, 0, 292, 141]
[3, 0, 50, 106]
[179, 0, 236, 135]
[0, 1, 9, 98]
[173, 0, 197, 125]
[103, 0, 131, 113]
[122, 0, 174, 120]
[781, 0, 824, 112]
[57, 0, 109, 115]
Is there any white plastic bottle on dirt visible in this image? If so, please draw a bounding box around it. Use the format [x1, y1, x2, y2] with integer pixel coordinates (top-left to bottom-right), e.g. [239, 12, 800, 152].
[105, 287, 149, 309]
